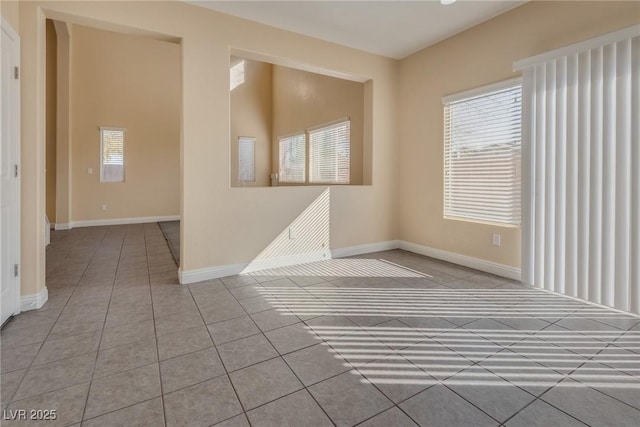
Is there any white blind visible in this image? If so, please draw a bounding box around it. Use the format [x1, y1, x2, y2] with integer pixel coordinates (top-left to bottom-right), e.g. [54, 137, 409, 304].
[279, 133, 306, 183]
[101, 128, 125, 182]
[520, 32, 640, 314]
[309, 120, 350, 184]
[444, 82, 522, 225]
[238, 137, 255, 183]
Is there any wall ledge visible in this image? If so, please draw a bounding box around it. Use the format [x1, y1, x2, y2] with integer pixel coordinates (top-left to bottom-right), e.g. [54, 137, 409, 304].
[21, 287, 48, 312]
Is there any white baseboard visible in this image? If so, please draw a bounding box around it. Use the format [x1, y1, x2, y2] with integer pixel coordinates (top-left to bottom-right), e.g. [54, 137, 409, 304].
[55, 223, 71, 230]
[179, 263, 246, 284]
[58, 215, 180, 230]
[331, 240, 400, 258]
[179, 250, 331, 284]
[242, 250, 331, 274]
[21, 287, 48, 312]
[398, 240, 521, 281]
[179, 240, 520, 284]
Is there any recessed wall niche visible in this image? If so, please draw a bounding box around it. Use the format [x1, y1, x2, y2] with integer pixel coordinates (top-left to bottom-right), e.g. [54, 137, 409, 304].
[229, 55, 372, 187]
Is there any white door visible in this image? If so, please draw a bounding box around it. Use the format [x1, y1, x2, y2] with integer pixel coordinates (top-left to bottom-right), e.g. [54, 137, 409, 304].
[1, 18, 21, 326]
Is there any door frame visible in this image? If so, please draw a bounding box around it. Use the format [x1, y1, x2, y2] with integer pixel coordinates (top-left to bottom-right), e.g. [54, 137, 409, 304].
[1, 16, 22, 325]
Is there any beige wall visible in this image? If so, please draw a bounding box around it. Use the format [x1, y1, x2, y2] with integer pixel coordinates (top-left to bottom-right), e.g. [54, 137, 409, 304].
[18, 1, 399, 295]
[230, 58, 272, 187]
[70, 24, 181, 222]
[1, 0, 19, 32]
[45, 19, 56, 223]
[54, 20, 71, 228]
[272, 65, 365, 185]
[398, 0, 640, 269]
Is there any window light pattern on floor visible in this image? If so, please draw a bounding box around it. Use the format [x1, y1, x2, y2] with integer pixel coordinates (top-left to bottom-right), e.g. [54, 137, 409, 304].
[4, 227, 639, 426]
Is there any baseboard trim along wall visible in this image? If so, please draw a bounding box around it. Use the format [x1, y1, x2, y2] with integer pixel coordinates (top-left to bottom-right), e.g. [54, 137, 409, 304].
[398, 240, 522, 281]
[21, 287, 49, 312]
[242, 250, 331, 274]
[179, 263, 247, 284]
[55, 215, 180, 230]
[179, 239, 520, 284]
[331, 240, 400, 258]
[179, 250, 332, 284]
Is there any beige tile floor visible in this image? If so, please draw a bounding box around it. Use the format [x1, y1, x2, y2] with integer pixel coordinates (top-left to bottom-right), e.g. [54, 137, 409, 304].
[1, 223, 639, 426]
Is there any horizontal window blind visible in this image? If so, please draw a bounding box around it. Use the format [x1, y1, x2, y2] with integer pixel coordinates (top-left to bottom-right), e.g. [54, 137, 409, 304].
[444, 82, 522, 225]
[101, 128, 125, 182]
[309, 120, 350, 184]
[279, 133, 306, 183]
[238, 137, 255, 183]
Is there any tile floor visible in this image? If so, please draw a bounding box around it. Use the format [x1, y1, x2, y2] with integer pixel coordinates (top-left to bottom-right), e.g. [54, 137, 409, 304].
[1, 223, 639, 426]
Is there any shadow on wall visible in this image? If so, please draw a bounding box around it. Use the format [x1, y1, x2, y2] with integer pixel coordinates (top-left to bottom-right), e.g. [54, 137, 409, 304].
[241, 188, 331, 273]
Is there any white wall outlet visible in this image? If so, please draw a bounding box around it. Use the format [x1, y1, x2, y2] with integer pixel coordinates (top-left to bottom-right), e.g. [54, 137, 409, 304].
[289, 227, 296, 239]
[101, 204, 107, 212]
[88, 167, 93, 175]
[492, 233, 501, 246]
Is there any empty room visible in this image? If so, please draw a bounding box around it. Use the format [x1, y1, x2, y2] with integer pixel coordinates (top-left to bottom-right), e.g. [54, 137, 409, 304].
[0, 0, 639, 426]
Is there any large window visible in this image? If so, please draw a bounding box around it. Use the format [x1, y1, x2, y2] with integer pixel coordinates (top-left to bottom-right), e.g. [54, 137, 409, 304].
[278, 133, 306, 183]
[443, 79, 522, 225]
[100, 127, 125, 182]
[278, 119, 351, 185]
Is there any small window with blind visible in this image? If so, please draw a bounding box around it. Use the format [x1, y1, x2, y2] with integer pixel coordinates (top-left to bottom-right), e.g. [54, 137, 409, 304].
[100, 127, 125, 183]
[279, 133, 306, 183]
[238, 137, 256, 183]
[443, 79, 522, 225]
[309, 119, 350, 184]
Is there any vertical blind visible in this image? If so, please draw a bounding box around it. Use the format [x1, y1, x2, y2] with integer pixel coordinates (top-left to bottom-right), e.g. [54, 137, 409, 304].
[238, 137, 255, 183]
[309, 120, 350, 184]
[279, 133, 306, 183]
[101, 128, 124, 182]
[519, 28, 640, 314]
[443, 82, 522, 225]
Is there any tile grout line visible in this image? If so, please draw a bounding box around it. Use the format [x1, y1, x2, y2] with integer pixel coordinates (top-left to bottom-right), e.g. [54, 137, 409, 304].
[145, 223, 168, 427]
[220, 276, 338, 426]
[186, 267, 251, 425]
[6, 228, 109, 407]
[80, 227, 126, 422]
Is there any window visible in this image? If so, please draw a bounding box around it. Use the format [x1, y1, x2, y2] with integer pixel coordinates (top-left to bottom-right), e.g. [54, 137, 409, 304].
[100, 127, 125, 182]
[238, 137, 256, 183]
[230, 59, 245, 91]
[277, 119, 351, 185]
[443, 79, 521, 225]
[279, 133, 306, 183]
[309, 120, 350, 184]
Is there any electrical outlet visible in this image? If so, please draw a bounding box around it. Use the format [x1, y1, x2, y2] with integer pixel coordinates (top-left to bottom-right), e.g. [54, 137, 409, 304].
[289, 227, 296, 239]
[88, 167, 93, 175]
[101, 204, 107, 212]
[492, 233, 501, 247]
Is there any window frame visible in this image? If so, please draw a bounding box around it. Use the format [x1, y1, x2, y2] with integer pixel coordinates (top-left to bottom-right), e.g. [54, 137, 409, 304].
[442, 78, 522, 226]
[308, 118, 351, 185]
[277, 117, 351, 186]
[99, 126, 126, 183]
[278, 131, 307, 184]
[237, 136, 256, 183]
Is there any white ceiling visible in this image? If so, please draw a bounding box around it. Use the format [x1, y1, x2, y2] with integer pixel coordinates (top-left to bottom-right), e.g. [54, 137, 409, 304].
[188, 1, 526, 59]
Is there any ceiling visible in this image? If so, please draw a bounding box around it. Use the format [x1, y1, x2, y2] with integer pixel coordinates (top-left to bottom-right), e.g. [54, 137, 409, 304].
[188, 1, 526, 59]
